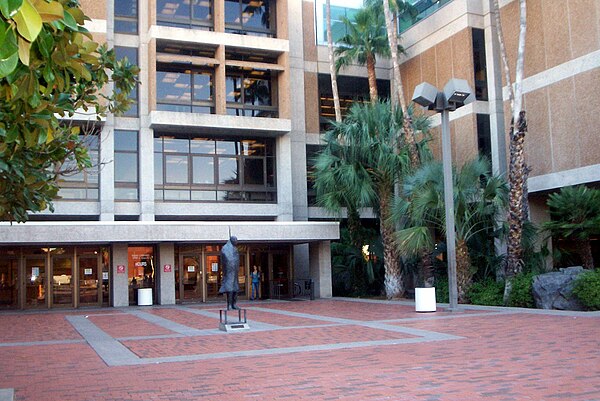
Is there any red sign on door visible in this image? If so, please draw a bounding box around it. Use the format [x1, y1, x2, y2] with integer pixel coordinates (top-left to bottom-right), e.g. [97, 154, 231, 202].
[163, 264, 172, 273]
[117, 265, 125, 274]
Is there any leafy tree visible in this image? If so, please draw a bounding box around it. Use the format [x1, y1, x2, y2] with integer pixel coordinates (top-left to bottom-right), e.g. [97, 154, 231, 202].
[334, 4, 395, 103]
[314, 101, 428, 298]
[0, 0, 139, 222]
[543, 185, 600, 269]
[394, 157, 508, 302]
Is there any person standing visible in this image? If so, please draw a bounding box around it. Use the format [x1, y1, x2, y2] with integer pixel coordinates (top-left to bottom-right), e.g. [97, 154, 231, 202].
[250, 265, 260, 300]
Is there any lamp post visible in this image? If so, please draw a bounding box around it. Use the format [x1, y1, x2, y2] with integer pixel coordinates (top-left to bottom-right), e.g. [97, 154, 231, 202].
[411, 79, 474, 310]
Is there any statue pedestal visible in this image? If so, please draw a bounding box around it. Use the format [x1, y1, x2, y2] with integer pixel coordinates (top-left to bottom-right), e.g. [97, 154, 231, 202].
[219, 309, 250, 332]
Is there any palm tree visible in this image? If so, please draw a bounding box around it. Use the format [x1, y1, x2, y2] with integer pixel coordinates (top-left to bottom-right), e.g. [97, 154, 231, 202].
[394, 157, 508, 302]
[326, 0, 342, 122]
[334, 5, 393, 103]
[543, 186, 600, 269]
[314, 101, 412, 298]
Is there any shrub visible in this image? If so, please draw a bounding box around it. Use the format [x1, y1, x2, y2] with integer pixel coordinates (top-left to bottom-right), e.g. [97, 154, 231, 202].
[572, 269, 600, 310]
[507, 272, 535, 308]
[435, 277, 449, 303]
[468, 279, 504, 306]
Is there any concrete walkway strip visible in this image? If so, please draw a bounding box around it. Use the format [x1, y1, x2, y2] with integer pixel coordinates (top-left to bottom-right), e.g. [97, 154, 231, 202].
[125, 310, 206, 336]
[66, 315, 140, 367]
[182, 306, 282, 331]
[0, 339, 85, 347]
[0, 389, 13, 401]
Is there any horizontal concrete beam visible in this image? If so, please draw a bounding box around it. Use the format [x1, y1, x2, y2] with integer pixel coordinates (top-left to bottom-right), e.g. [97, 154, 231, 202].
[528, 164, 600, 193]
[150, 111, 291, 136]
[0, 221, 339, 245]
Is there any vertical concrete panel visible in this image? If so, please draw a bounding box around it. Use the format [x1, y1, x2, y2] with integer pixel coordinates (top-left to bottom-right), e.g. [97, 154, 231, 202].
[499, 0, 520, 77]
[80, 0, 106, 19]
[574, 69, 600, 167]
[404, 56, 422, 104]
[452, 114, 477, 167]
[148, 39, 157, 112]
[548, 79, 579, 172]
[435, 38, 453, 89]
[451, 29, 475, 84]
[112, 244, 129, 307]
[304, 72, 320, 134]
[420, 47, 437, 89]
[309, 241, 332, 298]
[523, 0, 547, 77]
[523, 88, 552, 176]
[568, 0, 600, 58]
[303, 1, 317, 62]
[158, 243, 175, 305]
[541, 0, 571, 69]
[99, 123, 115, 221]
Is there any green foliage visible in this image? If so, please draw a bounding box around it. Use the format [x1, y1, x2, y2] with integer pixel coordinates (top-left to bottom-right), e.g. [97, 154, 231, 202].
[544, 186, 600, 240]
[506, 272, 535, 308]
[572, 269, 600, 310]
[434, 276, 449, 303]
[467, 279, 504, 306]
[0, 0, 139, 221]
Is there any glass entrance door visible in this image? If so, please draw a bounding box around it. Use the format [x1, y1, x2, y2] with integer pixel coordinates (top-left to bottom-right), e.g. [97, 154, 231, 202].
[180, 254, 203, 302]
[25, 257, 47, 308]
[0, 258, 18, 309]
[79, 256, 100, 306]
[205, 254, 221, 300]
[52, 256, 73, 307]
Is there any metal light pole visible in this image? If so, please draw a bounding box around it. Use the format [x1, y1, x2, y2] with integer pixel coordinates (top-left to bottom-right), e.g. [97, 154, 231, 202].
[412, 79, 474, 311]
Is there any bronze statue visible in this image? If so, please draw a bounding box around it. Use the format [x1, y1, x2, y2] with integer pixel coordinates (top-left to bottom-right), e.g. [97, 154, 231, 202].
[219, 236, 240, 310]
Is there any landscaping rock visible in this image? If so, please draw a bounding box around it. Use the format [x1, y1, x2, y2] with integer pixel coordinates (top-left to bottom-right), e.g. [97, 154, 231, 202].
[532, 266, 587, 310]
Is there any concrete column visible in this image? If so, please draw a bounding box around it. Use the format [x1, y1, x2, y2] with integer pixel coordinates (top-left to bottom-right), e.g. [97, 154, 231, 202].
[309, 241, 332, 298]
[158, 243, 176, 305]
[112, 243, 129, 307]
[99, 122, 115, 221]
[215, 45, 226, 115]
[138, 127, 155, 221]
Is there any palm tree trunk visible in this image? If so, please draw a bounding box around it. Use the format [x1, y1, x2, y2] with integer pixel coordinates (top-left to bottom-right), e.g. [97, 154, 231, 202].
[455, 238, 472, 303]
[380, 0, 419, 169]
[326, 0, 342, 122]
[576, 238, 595, 269]
[366, 55, 378, 103]
[380, 187, 404, 298]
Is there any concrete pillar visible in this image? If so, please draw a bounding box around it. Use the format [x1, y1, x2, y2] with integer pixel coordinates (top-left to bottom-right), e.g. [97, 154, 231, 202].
[112, 243, 129, 307]
[309, 240, 332, 298]
[158, 243, 176, 305]
[99, 122, 115, 221]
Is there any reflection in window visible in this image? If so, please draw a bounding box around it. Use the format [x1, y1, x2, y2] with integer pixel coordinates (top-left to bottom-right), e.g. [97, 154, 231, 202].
[57, 133, 99, 201]
[154, 135, 276, 203]
[157, 0, 213, 30]
[226, 68, 276, 117]
[115, 47, 139, 117]
[115, 0, 138, 34]
[115, 130, 139, 201]
[225, 0, 274, 37]
[157, 63, 214, 113]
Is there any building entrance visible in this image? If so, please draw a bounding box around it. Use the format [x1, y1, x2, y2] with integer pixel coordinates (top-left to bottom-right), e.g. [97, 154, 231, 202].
[177, 254, 203, 303]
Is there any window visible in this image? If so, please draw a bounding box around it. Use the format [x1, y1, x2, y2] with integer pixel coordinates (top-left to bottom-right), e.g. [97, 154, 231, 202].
[477, 114, 491, 159]
[318, 74, 390, 131]
[154, 135, 276, 203]
[225, 0, 275, 37]
[156, 64, 214, 113]
[115, 0, 138, 34]
[226, 68, 276, 117]
[472, 28, 488, 101]
[157, 0, 213, 30]
[114, 130, 139, 201]
[115, 47, 139, 117]
[57, 134, 99, 201]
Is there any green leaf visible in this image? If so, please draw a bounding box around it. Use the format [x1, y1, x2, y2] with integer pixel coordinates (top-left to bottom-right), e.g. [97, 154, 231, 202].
[61, 8, 78, 31]
[0, 51, 19, 79]
[36, 28, 54, 59]
[0, 0, 23, 19]
[13, 0, 42, 42]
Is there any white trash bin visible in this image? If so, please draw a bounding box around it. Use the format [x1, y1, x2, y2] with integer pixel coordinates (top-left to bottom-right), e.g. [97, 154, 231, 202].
[137, 288, 153, 306]
[415, 287, 436, 312]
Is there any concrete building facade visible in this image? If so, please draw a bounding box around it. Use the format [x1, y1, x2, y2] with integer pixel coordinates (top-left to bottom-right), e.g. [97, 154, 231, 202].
[0, 0, 598, 309]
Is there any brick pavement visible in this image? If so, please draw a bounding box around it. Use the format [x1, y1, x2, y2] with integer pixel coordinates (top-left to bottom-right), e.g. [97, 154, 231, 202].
[0, 298, 599, 401]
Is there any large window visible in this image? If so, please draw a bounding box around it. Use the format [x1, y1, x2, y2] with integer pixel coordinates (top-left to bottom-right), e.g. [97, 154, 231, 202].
[225, 0, 275, 37]
[115, 47, 139, 117]
[157, 0, 213, 30]
[57, 134, 99, 201]
[155, 135, 276, 203]
[157, 64, 214, 113]
[472, 28, 488, 101]
[115, 0, 138, 34]
[114, 130, 139, 201]
[476, 114, 491, 159]
[226, 68, 276, 117]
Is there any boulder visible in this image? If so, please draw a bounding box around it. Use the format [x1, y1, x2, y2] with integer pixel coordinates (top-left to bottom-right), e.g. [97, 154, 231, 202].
[532, 266, 587, 310]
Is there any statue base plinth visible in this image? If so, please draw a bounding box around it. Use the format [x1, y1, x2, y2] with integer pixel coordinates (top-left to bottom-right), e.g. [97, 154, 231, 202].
[219, 308, 249, 332]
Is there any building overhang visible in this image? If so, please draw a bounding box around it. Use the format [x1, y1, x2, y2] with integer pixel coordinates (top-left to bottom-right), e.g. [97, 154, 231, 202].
[0, 221, 339, 246]
[150, 111, 291, 137]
